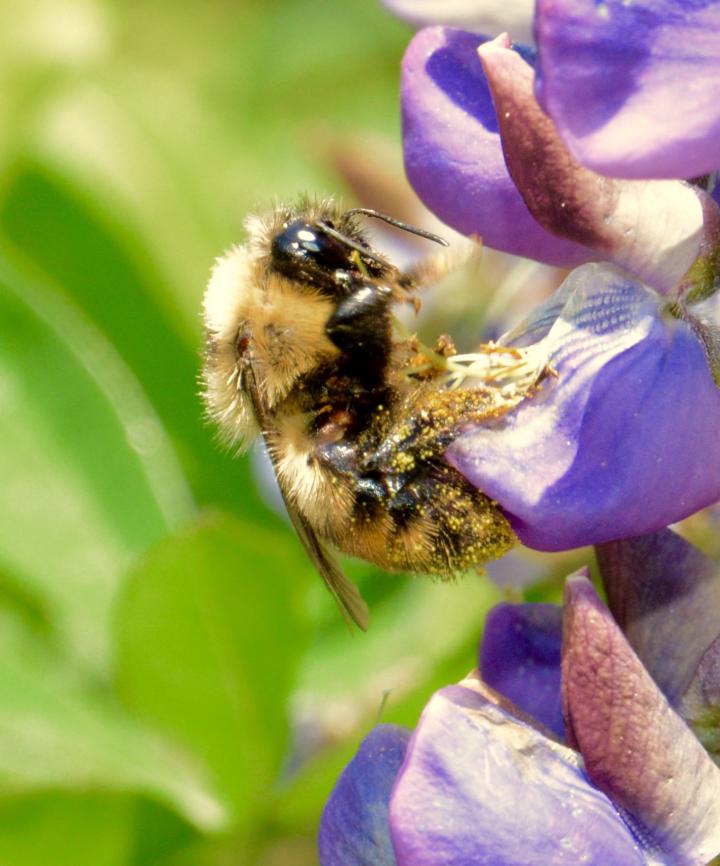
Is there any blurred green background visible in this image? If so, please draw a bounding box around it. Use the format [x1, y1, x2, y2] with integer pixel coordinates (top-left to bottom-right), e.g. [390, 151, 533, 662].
[0, 2, 581, 864]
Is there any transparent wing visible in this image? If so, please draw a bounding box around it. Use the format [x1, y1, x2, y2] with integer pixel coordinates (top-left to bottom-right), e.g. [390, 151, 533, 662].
[282, 502, 369, 632]
[243, 361, 369, 631]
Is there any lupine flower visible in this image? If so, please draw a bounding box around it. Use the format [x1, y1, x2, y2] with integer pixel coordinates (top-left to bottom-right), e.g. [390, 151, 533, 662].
[399, 21, 720, 294]
[394, 0, 720, 194]
[320, 6, 720, 865]
[319, 546, 720, 866]
[532, 0, 720, 183]
[393, 11, 720, 550]
[446, 261, 720, 550]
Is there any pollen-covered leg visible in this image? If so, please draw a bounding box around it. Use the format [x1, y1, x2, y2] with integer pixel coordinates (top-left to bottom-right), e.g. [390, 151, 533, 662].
[367, 386, 511, 476]
[397, 241, 476, 294]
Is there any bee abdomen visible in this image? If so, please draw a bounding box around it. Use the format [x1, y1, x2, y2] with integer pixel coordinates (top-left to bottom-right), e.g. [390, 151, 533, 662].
[337, 465, 515, 577]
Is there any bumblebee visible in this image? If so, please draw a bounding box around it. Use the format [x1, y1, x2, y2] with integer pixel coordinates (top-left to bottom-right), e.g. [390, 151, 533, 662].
[202, 198, 545, 629]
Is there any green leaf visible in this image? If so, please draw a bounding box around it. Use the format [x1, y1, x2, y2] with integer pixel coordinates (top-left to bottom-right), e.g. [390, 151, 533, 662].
[127, 800, 197, 866]
[0, 254, 193, 670]
[299, 572, 502, 704]
[114, 511, 311, 832]
[0, 645, 226, 833]
[0, 794, 132, 866]
[0, 164, 265, 520]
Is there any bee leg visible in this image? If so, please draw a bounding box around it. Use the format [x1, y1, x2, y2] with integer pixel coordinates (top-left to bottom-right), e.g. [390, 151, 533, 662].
[397, 241, 476, 294]
[367, 387, 504, 473]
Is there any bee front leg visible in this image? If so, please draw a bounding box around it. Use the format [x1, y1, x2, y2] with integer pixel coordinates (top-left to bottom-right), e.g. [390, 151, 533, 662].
[367, 386, 506, 474]
[396, 240, 477, 295]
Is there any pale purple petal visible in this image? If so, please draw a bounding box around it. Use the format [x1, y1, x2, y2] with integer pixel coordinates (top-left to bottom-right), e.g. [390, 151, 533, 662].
[680, 634, 720, 760]
[389, 675, 648, 866]
[401, 26, 595, 266]
[477, 34, 714, 294]
[447, 264, 720, 551]
[596, 529, 720, 705]
[382, 0, 535, 43]
[479, 603, 564, 738]
[563, 573, 720, 866]
[696, 636, 720, 708]
[711, 174, 720, 210]
[535, 0, 720, 180]
[318, 725, 410, 866]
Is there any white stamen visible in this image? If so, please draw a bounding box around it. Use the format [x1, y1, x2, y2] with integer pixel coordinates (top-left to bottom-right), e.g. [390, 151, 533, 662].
[443, 342, 550, 394]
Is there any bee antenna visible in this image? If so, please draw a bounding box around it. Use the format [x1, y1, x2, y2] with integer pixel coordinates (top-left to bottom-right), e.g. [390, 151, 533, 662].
[316, 221, 389, 267]
[344, 208, 450, 247]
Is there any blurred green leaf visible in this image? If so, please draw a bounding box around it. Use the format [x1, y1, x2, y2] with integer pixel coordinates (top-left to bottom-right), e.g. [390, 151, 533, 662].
[128, 800, 197, 866]
[0, 643, 226, 833]
[0, 793, 131, 866]
[114, 510, 311, 833]
[1, 164, 198, 373]
[0, 563, 52, 645]
[299, 572, 502, 704]
[0, 165, 264, 519]
[0, 253, 193, 669]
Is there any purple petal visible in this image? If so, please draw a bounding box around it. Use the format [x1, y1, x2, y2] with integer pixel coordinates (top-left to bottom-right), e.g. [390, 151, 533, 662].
[596, 529, 720, 705]
[535, 0, 720, 180]
[563, 573, 720, 866]
[382, 0, 536, 43]
[447, 264, 720, 551]
[318, 725, 410, 866]
[477, 34, 713, 294]
[479, 602, 564, 738]
[401, 26, 595, 266]
[389, 675, 648, 866]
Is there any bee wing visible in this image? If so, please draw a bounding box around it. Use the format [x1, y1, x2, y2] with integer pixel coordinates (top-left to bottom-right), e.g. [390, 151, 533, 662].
[242, 360, 369, 632]
[282, 502, 369, 632]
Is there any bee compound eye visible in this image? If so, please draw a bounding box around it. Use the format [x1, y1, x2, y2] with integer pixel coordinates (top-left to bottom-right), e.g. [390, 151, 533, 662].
[271, 221, 352, 274]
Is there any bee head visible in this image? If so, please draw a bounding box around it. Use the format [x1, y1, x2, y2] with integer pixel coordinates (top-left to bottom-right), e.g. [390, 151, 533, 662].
[269, 216, 389, 295]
